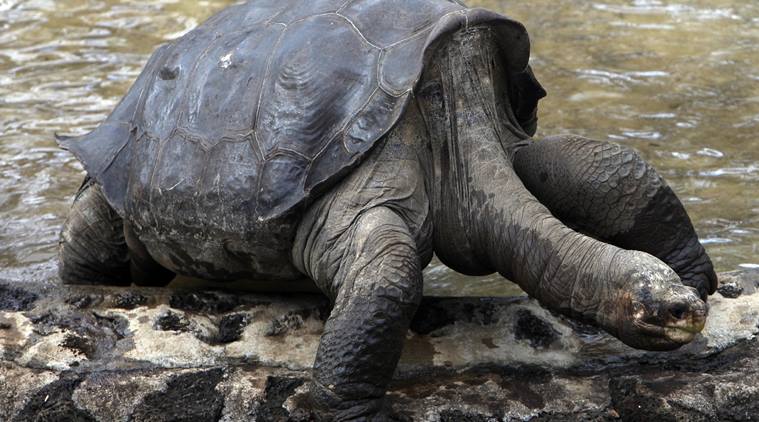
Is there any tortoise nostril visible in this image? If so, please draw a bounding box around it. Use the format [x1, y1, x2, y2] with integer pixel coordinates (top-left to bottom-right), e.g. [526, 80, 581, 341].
[668, 303, 688, 321]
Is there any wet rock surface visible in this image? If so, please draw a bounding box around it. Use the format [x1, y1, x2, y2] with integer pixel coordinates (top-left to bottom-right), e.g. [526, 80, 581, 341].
[0, 284, 38, 311]
[1, 269, 758, 421]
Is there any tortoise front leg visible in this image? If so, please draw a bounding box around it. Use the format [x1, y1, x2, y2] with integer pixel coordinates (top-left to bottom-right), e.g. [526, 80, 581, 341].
[513, 135, 717, 300]
[295, 206, 422, 420]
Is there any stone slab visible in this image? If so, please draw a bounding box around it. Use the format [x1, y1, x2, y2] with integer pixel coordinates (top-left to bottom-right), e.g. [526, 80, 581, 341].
[1, 269, 758, 421]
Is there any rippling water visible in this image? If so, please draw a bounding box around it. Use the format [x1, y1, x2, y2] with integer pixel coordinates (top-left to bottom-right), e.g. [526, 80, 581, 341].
[0, 0, 756, 295]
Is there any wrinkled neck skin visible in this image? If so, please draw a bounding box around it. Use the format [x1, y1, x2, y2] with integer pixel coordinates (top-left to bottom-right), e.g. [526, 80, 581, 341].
[415, 27, 627, 330]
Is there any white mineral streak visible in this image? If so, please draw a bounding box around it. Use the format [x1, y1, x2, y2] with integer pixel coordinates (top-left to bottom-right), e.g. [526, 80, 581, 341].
[424, 304, 582, 370]
[15, 330, 81, 371]
[123, 305, 221, 367]
[0, 311, 33, 352]
[216, 369, 268, 422]
[223, 302, 321, 370]
[693, 293, 759, 354]
[220, 53, 233, 69]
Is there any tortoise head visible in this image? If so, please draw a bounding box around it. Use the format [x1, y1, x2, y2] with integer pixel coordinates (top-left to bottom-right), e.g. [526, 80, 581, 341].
[598, 251, 708, 351]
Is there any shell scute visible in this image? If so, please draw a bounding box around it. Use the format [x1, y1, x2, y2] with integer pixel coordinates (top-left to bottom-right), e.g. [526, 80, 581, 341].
[379, 31, 431, 95]
[180, 25, 284, 143]
[257, 14, 378, 162]
[344, 90, 400, 153]
[341, 0, 460, 47]
[257, 152, 311, 217]
[271, 0, 348, 25]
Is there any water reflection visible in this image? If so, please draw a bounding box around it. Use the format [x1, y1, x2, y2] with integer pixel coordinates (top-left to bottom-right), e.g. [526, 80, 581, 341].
[0, 0, 756, 295]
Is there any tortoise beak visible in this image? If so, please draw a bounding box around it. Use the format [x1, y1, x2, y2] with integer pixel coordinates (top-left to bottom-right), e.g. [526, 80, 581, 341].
[631, 285, 708, 346]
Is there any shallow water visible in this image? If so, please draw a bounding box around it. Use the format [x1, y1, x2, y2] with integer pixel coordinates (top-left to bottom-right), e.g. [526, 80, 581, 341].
[0, 0, 756, 296]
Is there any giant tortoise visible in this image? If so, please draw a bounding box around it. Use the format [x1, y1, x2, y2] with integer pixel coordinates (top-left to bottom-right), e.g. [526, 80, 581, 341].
[57, 0, 717, 419]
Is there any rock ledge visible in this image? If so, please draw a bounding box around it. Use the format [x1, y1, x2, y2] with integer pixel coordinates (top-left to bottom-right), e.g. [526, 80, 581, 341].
[1, 269, 758, 421]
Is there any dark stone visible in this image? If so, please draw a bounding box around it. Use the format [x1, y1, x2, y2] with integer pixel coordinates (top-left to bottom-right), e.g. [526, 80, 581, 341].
[410, 298, 457, 335]
[609, 376, 715, 422]
[531, 409, 617, 421]
[169, 291, 239, 313]
[0, 284, 38, 311]
[215, 313, 250, 344]
[29, 311, 129, 359]
[513, 309, 560, 349]
[253, 376, 306, 421]
[411, 298, 503, 335]
[505, 381, 547, 409]
[439, 409, 498, 422]
[92, 313, 130, 340]
[715, 384, 759, 421]
[130, 368, 225, 422]
[14, 375, 96, 422]
[717, 282, 743, 299]
[265, 312, 304, 337]
[113, 292, 147, 309]
[60, 334, 96, 359]
[154, 310, 190, 332]
[65, 294, 100, 309]
[315, 300, 332, 322]
[610, 378, 673, 421]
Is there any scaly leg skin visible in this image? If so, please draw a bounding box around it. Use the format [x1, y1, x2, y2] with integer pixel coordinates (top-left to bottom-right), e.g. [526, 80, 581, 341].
[59, 178, 175, 286]
[295, 207, 422, 421]
[513, 136, 717, 300]
[59, 179, 132, 285]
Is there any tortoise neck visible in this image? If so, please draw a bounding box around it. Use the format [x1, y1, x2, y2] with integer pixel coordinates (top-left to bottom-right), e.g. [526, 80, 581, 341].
[415, 28, 622, 323]
[415, 26, 534, 273]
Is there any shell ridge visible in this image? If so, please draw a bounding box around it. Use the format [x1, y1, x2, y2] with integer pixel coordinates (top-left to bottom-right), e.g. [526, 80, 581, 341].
[384, 21, 436, 49]
[330, 86, 381, 157]
[250, 25, 288, 131]
[146, 131, 170, 206]
[250, 23, 290, 209]
[269, 148, 312, 161]
[376, 9, 472, 98]
[275, 11, 336, 27]
[337, 0, 357, 14]
[97, 123, 134, 175]
[251, 132, 265, 161]
[334, 12, 382, 50]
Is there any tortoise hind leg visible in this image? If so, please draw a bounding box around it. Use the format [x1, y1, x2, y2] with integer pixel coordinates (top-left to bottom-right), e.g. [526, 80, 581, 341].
[59, 179, 175, 286]
[512, 135, 717, 300]
[59, 179, 132, 285]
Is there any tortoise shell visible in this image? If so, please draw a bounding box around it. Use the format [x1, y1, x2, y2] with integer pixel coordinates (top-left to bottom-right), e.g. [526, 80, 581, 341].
[59, 0, 545, 220]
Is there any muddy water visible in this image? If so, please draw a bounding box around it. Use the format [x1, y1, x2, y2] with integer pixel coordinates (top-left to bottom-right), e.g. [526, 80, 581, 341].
[0, 0, 756, 296]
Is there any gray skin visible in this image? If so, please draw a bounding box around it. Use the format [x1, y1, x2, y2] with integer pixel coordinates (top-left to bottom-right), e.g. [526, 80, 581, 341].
[60, 28, 713, 420]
